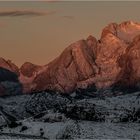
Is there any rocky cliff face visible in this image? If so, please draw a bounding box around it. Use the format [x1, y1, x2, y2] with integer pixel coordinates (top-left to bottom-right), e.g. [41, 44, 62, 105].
[114, 34, 140, 91]
[1, 21, 140, 95]
[32, 21, 140, 93]
[33, 36, 98, 93]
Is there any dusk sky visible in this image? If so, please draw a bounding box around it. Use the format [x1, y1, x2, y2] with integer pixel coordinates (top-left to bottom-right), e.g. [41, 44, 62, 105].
[0, 1, 139, 66]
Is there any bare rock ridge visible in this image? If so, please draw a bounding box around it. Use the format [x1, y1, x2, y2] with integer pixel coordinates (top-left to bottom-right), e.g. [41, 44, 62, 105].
[1, 21, 140, 95]
[32, 20, 140, 93]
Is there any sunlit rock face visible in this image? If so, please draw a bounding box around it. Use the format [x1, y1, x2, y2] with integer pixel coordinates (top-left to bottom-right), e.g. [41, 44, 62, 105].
[117, 21, 140, 43]
[114, 34, 140, 91]
[101, 21, 140, 43]
[95, 24, 128, 88]
[22, 21, 140, 94]
[33, 37, 98, 93]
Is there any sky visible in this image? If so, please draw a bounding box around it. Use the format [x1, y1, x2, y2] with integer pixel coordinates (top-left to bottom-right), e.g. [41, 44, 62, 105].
[0, 1, 140, 66]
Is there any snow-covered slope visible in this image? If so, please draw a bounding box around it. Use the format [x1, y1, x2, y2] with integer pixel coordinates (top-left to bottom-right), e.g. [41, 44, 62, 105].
[0, 91, 140, 139]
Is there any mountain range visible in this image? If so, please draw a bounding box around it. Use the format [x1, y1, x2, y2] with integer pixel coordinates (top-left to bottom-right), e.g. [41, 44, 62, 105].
[1, 21, 140, 96]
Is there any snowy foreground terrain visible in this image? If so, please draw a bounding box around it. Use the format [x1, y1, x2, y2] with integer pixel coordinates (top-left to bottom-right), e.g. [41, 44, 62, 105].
[0, 90, 140, 139]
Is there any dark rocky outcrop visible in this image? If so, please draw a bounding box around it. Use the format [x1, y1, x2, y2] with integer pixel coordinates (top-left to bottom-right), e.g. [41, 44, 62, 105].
[0, 60, 22, 96]
[0, 67, 18, 82]
[0, 57, 19, 75]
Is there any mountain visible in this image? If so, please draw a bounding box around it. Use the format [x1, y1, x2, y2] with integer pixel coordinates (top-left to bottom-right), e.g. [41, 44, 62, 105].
[1, 21, 140, 95]
[30, 21, 140, 93]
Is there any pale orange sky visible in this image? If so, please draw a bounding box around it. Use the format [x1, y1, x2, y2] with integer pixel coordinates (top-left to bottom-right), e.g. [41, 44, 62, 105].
[0, 1, 139, 66]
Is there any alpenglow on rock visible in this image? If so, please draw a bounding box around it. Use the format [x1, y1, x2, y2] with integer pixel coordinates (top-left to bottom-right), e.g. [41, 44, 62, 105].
[31, 21, 140, 93]
[1, 21, 140, 95]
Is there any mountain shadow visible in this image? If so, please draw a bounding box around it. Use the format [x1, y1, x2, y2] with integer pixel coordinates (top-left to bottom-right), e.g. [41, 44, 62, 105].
[0, 67, 23, 96]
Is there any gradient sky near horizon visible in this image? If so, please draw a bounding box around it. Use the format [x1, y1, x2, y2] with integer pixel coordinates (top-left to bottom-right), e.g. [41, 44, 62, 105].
[0, 1, 140, 66]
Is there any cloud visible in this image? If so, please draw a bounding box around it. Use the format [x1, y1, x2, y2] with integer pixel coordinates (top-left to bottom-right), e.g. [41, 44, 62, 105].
[62, 16, 75, 20]
[0, 10, 56, 17]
